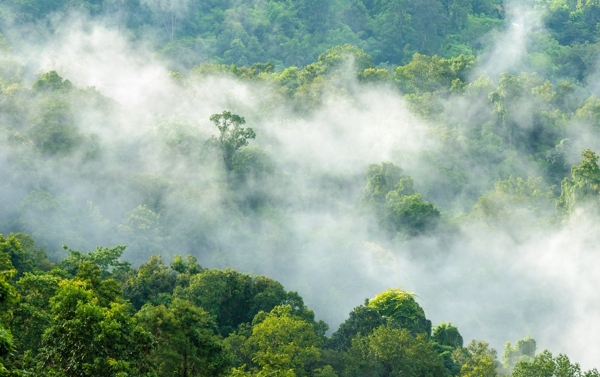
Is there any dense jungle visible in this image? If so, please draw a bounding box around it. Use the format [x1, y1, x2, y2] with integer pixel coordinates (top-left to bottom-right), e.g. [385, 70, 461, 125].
[2, 0, 600, 375]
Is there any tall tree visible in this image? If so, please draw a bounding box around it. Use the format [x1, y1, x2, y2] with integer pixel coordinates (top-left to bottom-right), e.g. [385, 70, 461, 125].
[208, 111, 256, 171]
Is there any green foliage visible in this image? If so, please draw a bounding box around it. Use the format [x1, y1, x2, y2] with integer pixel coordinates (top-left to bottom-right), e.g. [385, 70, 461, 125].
[574, 95, 600, 128]
[59, 244, 130, 276]
[32, 71, 72, 92]
[231, 146, 276, 183]
[432, 323, 464, 376]
[316, 44, 374, 74]
[123, 255, 177, 310]
[453, 340, 499, 377]
[344, 326, 446, 377]
[175, 268, 314, 336]
[0, 243, 18, 322]
[0, 233, 598, 376]
[367, 288, 432, 336]
[363, 162, 405, 205]
[363, 163, 440, 236]
[29, 98, 81, 156]
[11, 272, 61, 357]
[208, 111, 256, 171]
[0, 326, 14, 376]
[503, 336, 536, 372]
[0, 233, 35, 278]
[326, 302, 385, 351]
[4, 1, 600, 374]
[511, 350, 600, 377]
[385, 189, 441, 236]
[244, 305, 321, 376]
[469, 176, 556, 230]
[559, 149, 600, 214]
[118, 205, 166, 261]
[395, 53, 473, 95]
[136, 298, 229, 377]
[37, 278, 152, 376]
[433, 323, 463, 349]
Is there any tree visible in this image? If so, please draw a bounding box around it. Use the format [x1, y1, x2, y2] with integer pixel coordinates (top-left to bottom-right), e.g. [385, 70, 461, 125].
[502, 336, 536, 372]
[0, 233, 34, 278]
[136, 298, 229, 377]
[142, 0, 190, 41]
[369, 0, 412, 63]
[385, 190, 441, 236]
[326, 302, 385, 351]
[244, 305, 321, 376]
[469, 176, 556, 230]
[0, 246, 17, 376]
[362, 163, 440, 236]
[367, 288, 432, 336]
[36, 273, 153, 376]
[394, 53, 473, 94]
[230, 146, 274, 182]
[294, 0, 333, 33]
[123, 254, 177, 310]
[344, 326, 446, 377]
[316, 45, 374, 74]
[511, 350, 600, 377]
[62, 244, 126, 269]
[363, 163, 405, 205]
[208, 111, 256, 171]
[559, 149, 600, 214]
[453, 340, 499, 377]
[432, 323, 464, 376]
[433, 323, 463, 349]
[32, 71, 72, 92]
[175, 268, 320, 336]
[118, 205, 166, 261]
[29, 98, 81, 156]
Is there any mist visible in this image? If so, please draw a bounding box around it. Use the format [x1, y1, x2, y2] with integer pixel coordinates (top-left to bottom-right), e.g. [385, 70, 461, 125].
[2, 4, 600, 370]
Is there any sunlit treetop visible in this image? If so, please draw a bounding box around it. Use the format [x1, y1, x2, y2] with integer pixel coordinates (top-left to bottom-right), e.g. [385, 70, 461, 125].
[367, 288, 431, 335]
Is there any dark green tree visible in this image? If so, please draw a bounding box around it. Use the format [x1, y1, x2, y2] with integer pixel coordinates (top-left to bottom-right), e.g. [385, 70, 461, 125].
[136, 298, 229, 377]
[326, 302, 385, 352]
[432, 323, 464, 376]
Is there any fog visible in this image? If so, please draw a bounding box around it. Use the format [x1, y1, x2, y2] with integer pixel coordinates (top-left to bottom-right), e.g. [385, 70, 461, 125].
[1, 3, 600, 370]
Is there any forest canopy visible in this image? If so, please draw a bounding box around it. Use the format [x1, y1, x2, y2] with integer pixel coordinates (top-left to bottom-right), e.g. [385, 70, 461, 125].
[2, 0, 600, 375]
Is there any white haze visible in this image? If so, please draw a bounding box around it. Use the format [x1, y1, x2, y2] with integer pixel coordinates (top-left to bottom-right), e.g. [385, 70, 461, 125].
[475, 0, 540, 80]
[2, 4, 600, 370]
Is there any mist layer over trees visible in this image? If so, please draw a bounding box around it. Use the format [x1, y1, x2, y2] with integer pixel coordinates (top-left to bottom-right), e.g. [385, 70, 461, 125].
[2, 0, 600, 374]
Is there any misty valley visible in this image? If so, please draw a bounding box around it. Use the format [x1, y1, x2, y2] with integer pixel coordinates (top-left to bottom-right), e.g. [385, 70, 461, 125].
[2, 0, 600, 376]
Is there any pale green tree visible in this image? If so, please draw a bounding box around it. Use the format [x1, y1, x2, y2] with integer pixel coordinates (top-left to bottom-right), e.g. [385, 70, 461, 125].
[208, 111, 256, 171]
[559, 149, 600, 214]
